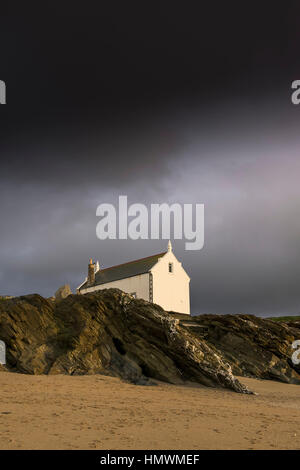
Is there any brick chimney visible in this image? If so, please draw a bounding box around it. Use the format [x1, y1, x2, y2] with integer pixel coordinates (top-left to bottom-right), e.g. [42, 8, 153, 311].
[87, 258, 95, 287]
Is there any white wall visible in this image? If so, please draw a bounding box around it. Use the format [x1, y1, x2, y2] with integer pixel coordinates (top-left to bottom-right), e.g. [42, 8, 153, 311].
[79, 272, 150, 300]
[151, 252, 190, 314]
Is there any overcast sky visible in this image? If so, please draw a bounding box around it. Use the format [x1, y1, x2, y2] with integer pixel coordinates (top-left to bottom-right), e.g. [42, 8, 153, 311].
[1, 3, 300, 316]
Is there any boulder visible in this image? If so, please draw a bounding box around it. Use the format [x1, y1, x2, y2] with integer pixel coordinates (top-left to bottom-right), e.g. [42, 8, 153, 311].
[54, 284, 72, 301]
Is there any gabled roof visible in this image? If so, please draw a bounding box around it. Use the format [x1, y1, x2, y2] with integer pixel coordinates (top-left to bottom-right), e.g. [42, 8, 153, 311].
[79, 252, 166, 290]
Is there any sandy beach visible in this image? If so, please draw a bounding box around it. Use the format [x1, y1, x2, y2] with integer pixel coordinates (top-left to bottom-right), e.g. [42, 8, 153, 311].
[0, 372, 299, 450]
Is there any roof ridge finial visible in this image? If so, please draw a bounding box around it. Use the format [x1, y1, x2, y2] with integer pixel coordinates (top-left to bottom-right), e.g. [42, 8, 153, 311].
[167, 240, 172, 252]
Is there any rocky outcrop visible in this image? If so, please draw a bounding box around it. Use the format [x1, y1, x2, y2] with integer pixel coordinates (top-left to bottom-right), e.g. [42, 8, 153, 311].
[55, 284, 72, 301]
[0, 289, 299, 393]
[286, 321, 300, 331]
[0, 290, 250, 393]
[173, 313, 300, 384]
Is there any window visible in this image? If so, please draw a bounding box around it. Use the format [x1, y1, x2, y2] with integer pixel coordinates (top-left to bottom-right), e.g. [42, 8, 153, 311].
[168, 263, 173, 273]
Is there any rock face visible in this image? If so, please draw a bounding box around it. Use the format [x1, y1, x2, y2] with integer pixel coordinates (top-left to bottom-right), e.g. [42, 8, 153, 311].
[54, 284, 72, 301]
[0, 289, 299, 393]
[172, 313, 300, 384]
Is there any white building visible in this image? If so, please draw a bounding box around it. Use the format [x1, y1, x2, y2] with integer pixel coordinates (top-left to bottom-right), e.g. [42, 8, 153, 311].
[77, 241, 190, 314]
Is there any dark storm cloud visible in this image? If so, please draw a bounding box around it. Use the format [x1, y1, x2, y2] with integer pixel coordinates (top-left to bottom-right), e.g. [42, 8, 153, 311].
[176, 134, 300, 316]
[1, 3, 300, 315]
[1, 99, 300, 318]
[0, 116, 185, 189]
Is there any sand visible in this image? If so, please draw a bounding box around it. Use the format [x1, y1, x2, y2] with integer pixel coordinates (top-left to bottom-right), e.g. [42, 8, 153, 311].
[0, 372, 299, 450]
